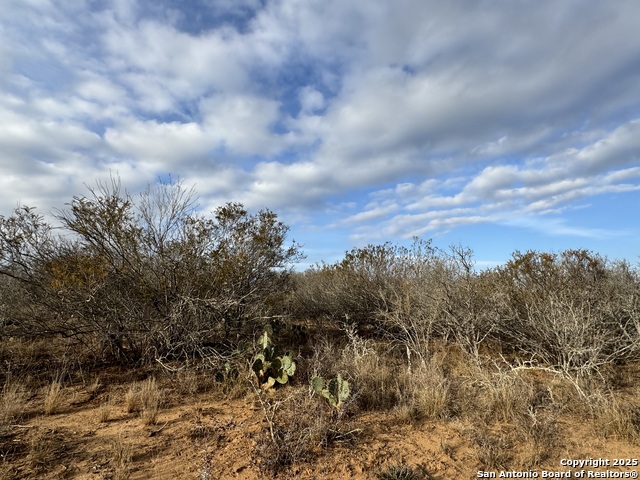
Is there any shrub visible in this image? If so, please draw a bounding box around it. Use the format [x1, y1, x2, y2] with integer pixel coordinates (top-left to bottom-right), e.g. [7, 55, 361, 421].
[433, 245, 504, 357]
[294, 240, 502, 363]
[495, 250, 640, 377]
[0, 178, 302, 364]
[292, 239, 438, 331]
[254, 386, 359, 475]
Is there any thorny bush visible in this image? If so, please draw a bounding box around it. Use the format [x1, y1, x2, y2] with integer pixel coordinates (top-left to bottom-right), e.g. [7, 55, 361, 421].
[0, 178, 302, 364]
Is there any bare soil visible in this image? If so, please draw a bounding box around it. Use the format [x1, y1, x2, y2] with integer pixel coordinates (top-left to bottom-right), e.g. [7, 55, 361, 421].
[2, 376, 640, 480]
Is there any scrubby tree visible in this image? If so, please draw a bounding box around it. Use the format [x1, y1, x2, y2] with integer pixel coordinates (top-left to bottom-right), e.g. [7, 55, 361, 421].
[0, 179, 302, 364]
[495, 249, 640, 377]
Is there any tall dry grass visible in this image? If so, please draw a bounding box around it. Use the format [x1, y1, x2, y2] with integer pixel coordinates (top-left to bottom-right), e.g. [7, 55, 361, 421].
[110, 434, 133, 480]
[123, 377, 162, 425]
[43, 378, 64, 415]
[0, 379, 28, 425]
[140, 377, 161, 425]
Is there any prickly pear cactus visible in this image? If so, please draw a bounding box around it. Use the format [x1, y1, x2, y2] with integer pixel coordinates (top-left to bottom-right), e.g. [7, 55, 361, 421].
[312, 373, 350, 410]
[251, 328, 296, 389]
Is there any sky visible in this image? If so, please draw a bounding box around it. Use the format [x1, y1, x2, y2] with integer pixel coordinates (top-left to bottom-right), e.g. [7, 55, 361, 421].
[1, 0, 639, 269]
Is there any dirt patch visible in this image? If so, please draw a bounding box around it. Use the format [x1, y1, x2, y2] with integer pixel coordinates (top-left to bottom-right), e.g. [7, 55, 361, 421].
[2, 379, 640, 480]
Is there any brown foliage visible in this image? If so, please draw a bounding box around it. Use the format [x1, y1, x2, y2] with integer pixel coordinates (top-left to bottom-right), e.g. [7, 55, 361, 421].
[0, 179, 302, 364]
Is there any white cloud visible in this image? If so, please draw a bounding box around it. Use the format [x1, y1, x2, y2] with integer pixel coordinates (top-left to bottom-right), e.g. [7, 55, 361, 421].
[341, 203, 399, 224]
[0, 105, 101, 162]
[298, 86, 325, 114]
[101, 19, 251, 111]
[104, 119, 210, 167]
[504, 216, 630, 240]
[1, 0, 640, 261]
[352, 118, 640, 239]
[76, 72, 128, 105]
[200, 94, 285, 156]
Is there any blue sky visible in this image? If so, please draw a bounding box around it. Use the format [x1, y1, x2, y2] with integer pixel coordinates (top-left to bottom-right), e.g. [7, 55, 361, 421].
[1, 0, 639, 268]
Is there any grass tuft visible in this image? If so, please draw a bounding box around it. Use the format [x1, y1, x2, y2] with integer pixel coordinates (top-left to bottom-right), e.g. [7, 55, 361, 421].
[375, 463, 423, 480]
[140, 377, 161, 425]
[28, 428, 64, 473]
[43, 378, 64, 415]
[110, 434, 133, 480]
[593, 394, 640, 442]
[98, 394, 113, 423]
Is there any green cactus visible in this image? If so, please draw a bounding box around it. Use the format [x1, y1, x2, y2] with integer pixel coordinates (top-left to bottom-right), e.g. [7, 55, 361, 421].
[312, 373, 350, 410]
[251, 328, 296, 389]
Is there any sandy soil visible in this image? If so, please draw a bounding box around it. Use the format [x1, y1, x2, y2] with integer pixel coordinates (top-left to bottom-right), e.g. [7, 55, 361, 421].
[2, 379, 640, 480]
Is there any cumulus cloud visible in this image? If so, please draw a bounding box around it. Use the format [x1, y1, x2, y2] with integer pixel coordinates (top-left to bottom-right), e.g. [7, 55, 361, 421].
[1, 0, 639, 263]
[298, 86, 325, 115]
[348, 122, 640, 242]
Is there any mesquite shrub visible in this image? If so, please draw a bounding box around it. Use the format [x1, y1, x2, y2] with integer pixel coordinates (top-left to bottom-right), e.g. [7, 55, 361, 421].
[494, 250, 640, 377]
[0, 179, 302, 364]
[293, 242, 640, 378]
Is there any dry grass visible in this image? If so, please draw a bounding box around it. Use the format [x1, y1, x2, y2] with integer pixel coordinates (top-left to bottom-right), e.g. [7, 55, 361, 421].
[43, 378, 64, 415]
[515, 406, 559, 467]
[311, 327, 401, 412]
[124, 383, 140, 414]
[351, 351, 400, 411]
[168, 362, 246, 403]
[123, 377, 162, 425]
[0, 462, 16, 480]
[375, 463, 423, 480]
[175, 369, 201, 396]
[140, 377, 161, 425]
[27, 428, 63, 473]
[396, 359, 450, 422]
[471, 427, 513, 470]
[0, 337, 65, 377]
[593, 394, 640, 442]
[0, 353, 637, 479]
[254, 386, 360, 475]
[86, 376, 103, 399]
[110, 434, 133, 480]
[98, 394, 113, 423]
[482, 373, 532, 422]
[215, 359, 252, 400]
[1, 379, 28, 426]
[452, 359, 540, 424]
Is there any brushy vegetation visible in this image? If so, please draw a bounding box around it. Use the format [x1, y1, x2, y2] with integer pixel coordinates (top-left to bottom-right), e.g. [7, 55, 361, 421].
[0, 178, 302, 366]
[1, 179, 640, 476]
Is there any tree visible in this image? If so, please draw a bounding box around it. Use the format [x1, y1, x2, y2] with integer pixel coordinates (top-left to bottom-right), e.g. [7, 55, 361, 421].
[0, 178, 302, 364]
[495, 249, 640, 377]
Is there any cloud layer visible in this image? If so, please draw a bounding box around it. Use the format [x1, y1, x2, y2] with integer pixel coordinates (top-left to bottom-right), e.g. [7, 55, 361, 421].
[1, 0, 639, 262]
